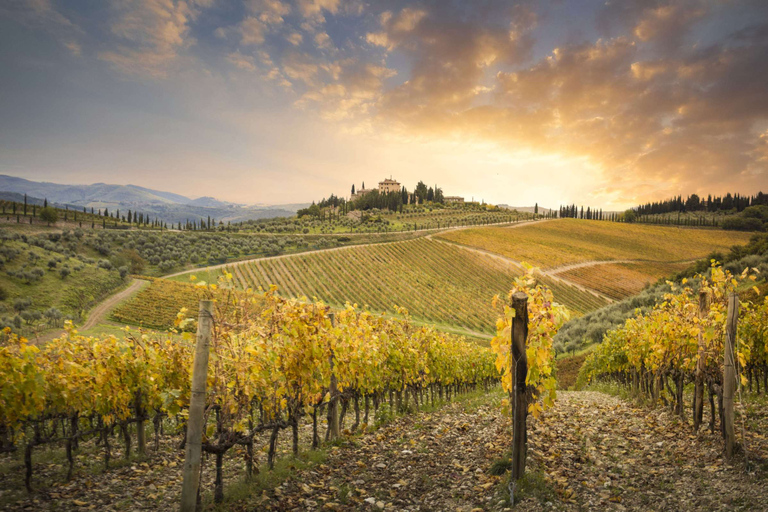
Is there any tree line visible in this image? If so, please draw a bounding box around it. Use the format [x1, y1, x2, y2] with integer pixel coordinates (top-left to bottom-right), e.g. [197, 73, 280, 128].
[635, 191, 768, 215]
[298, 180, 449, 218]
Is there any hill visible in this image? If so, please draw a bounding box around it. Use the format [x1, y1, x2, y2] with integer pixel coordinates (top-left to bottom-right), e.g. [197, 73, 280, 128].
[0, 174, 296, 225]
[163, 236, 608, 336]
[436, 219, 751, 269]
[0, 174, 191, 205]
[0, 231, 127, 338]
[436, 219, 751, 302]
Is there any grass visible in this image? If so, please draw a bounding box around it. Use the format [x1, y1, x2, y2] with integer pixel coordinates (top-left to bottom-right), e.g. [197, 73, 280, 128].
[436, 218, 751, 270]
[203, 449, 328, 511]
[0, 239, 126, 335]
[496, 468, 558, 507]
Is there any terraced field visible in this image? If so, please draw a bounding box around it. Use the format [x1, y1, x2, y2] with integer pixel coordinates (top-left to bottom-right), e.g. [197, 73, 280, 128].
[436, 219, 751, 270]
[221, 238, 608, 335]
[555, 261, 692, 301]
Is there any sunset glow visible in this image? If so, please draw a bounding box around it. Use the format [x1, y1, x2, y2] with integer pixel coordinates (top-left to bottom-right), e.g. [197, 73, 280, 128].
[1, 0, 767, 208]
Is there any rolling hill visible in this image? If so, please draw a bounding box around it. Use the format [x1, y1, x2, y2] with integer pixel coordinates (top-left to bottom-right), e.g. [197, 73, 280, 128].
[0, 174, 297, 224]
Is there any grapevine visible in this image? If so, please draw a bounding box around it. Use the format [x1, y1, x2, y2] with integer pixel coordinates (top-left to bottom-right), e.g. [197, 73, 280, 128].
[0, 274, 497, 500]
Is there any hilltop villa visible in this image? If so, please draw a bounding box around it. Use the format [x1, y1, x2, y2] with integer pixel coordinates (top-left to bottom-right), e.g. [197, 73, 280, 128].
[350, 177, 401, 200]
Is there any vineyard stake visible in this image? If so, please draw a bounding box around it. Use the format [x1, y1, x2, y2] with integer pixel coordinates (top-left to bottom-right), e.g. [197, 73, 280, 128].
[511, 292, 529, 482]
[723, 292, 738, 460]
[693, 290, 709, 431]
[181, 300, 213, 512]
[328, 313, 340, 440]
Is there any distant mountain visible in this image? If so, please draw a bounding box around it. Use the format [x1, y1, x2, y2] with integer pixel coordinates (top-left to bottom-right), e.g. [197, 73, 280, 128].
[257, 202, 311, 213]
[188, 196, 238, 208]
[0, 175, 193, 206]
[499, 205, 555, 214]
[0, 174, 295, 224]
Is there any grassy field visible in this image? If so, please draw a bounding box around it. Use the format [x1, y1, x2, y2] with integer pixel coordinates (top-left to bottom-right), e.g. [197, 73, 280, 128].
[178, 238, 608, 336]
[0, 235, 126, 337]
[554, 261, 693, 301]
[436, 218, 752, 269]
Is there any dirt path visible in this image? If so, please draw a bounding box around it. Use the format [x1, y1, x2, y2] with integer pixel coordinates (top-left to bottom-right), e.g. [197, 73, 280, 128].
[80, 278, 149, 330]
[545, 259, 636, 275]
[428, 236, 617, 303]
[163, 219, 544, 279]
[3, 389, 765, 511]
[32, 278, 150, 343]
[265, 390, 767, 511]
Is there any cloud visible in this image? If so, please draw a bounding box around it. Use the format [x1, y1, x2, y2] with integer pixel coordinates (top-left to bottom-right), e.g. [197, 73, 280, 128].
[2, 0, 83, 54]
[287, 32, 303, 45]
[484, 24, 768, 200]
[314, 31, 332, 50]
[6, 0, 768, 206]
[227, 51, 257, 71]
[597, 0, 708, 53]
[97, 0, 211, 78]
[374, 3, 535, 116]
[297, 0, 340, 21]
[239, 16, 268, 45]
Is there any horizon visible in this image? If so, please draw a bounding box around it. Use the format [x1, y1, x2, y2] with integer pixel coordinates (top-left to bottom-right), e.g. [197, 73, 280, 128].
[1, 1, 767, 208]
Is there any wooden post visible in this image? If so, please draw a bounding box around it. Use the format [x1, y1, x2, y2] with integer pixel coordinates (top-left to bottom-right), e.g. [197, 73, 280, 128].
[693, 290, 708, 431]
[723, 293, 738, 460]
[180, 300, 213, 512]
[511, 292, 529, 481]
[328, 313, 340, 440]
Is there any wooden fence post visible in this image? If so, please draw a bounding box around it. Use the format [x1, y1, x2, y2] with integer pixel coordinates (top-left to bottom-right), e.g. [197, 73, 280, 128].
[511, 292, 529, 481]
[328, 313, 340, 440]
[723, 292, 738, 460]
[180, 300, 213, 512]
[693, 290, 708, 431]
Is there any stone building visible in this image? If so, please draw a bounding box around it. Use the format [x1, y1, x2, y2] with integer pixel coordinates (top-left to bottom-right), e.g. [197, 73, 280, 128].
[378, 177, 401, 194]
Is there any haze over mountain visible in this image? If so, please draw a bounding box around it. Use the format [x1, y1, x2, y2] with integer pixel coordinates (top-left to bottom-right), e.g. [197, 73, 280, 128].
[0, 175, 304, 224]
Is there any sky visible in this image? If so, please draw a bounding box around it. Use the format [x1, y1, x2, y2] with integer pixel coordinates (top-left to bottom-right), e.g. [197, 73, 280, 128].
[0, 0, 767, 209]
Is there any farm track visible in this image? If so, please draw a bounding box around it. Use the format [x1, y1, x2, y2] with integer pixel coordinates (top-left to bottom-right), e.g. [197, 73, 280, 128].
[81, 278, 150, 330]
[163, 219, 543, 279]
[262, 390, 768, 511]
[33, 278, 150, 344]
[157, 219, 618, 333]
[429, 236, 618, 303]
[158, 218, 701, 331]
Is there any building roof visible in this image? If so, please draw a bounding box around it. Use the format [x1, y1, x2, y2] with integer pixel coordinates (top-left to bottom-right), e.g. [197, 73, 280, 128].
[379, 178, 400, 184]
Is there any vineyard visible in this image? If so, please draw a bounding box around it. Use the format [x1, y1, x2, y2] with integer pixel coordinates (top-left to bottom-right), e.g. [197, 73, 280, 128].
[207, 238, 607, 335]
[0, 278, 505, 505]
[110, 277, 207, 329]
[240, 203, 533, 235]
[554, 261, 693, 301]
[580, 265, 768, 458]
[436, 219, 751, 269]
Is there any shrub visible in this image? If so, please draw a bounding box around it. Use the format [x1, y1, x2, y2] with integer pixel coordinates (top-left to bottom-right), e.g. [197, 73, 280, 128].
[39, 207, 58, 225]
[722, 216, 764, 232]
[59, 267, 71, 279]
